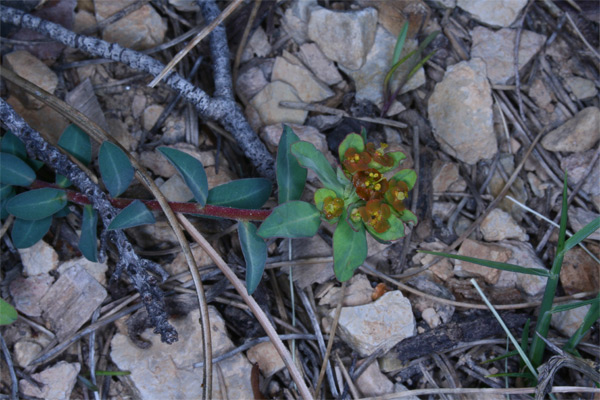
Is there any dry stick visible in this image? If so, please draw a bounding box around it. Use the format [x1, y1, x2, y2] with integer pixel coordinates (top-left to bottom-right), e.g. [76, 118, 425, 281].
[514, 0, 534, 123]
[232, 0, 262, 85]
[0, 332, 18, 400]
[0, 214, 14, 239]
[363, 386, 600, 399]
[0, 68, 213, 399]
[334, 353, 360, 400]
[565, 12, 600, 60]
[149, 0, 245, 87]
[177, 214, 314, 400]
[314, 281, 347, 399]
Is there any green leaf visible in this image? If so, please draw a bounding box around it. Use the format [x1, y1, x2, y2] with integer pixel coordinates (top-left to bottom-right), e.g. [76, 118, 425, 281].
[391, 169, 417, 190]
[419, 250, 553, 278]
[291, 141, 344, 195]
[375, 151, 407, 173]
[560, 216, 600, 257]
[158, 147, 208, 206]
[257, 201, 321, 238]
[0, 185, 15, 220]
[207, 178, 272, 209]
[392, 22, 409, 65]
[398, 209, 418, 226]
[58, 124, 91, 165]
[336, 167, 351, 187]
[238, 221, 268, 295]
[314, 188, 337, 210]
[6, 188, 67, 221]
[1, 131, 27, 159]
[108, 200, 155, 230]
[11, 216, 52, 248]
[79, 205, 98, 262]
[0, 298, 18, 325]
[0, 152, 36, 187]
[366, 213, 406, 242]
[277, 125, 307, 204]
[338, 133, 364, 162]
[99, 142, 134, 198]
[550, 298, 599, 314]
[333, 211, 367, 281]
[55, 173, 71, 188]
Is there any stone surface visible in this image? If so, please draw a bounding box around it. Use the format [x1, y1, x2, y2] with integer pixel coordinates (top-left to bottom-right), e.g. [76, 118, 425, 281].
[250, 81, 307, 125]
[308, 6, 378, 70]
[454, 239, 511, 284]
[73, 10, 97, 33]
[334, 291, 415, 357]
[297, 43, 343, 86]
[340, 26, 425, 108]
[3, 50, 59, 109]
[246, 342, 285, 377]
[541, 107, 600, 152]
[481, 209, 529, 241]
[9, 274, 54, 317]
[141, 104, 164, 131]
[560, 247, 600, 295]
[165, 245, 213, 283]
[40, 265, 107, 341]
[457, 0, 528, 27]
[428, 59, 497, 164]
[58, 257, 108, 286]
[283, 235, 335, 288]
[431, 160, 466, 193]
[281, 0, 318, 44]
[236, 66, 269, 102]
[565, 76, 598, 100]
[358, 0, 431, 38]
[561, 150, 600, 202]
[500, 241, 548, 297]
[6, 96, 69, 143]
[14, 339, 44, 367]
[168, 0, 199, 12]
[159, 174, 194, 203]
[422, 308, 442, 328]
[318, 274, 373, 307]
[261, 123, 327, 155]
[568, 207, 600, 240]
[20, 361, 80, 400]
[111, 308, 254, 400]
[241, 27, 272, 62]
[471, 27, 545, 85]
[272, 53, 334, 103]
[161, 115, 186, 144]
[18, 240, 59, 276]
[100, 4, 167, 50]
[551, 302, 591, 337]
[356, 360, 394, 397]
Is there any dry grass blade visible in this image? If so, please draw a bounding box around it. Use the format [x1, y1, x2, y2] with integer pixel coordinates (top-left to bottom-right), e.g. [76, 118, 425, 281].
[177, 214, 315, 400]
[360, 386, 600, 399]
[148, 0, 245, 87]
[0, 67, 213, 399]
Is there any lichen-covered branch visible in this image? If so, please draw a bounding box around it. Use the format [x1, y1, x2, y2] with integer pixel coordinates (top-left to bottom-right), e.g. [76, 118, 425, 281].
[0, 98, 177, 344]
[0, 4, 276, 180]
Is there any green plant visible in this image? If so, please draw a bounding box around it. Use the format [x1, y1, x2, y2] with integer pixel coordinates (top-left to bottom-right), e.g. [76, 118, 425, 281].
[0, 298, 17, 325]
[421, 174, 600, 384]
[0, 124, 416, 294]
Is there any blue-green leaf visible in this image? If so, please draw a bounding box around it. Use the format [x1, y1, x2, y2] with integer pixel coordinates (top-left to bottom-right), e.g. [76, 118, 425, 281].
[366, 213, 406, 242]
[390, 169, 417, 190]
[0, 184, 15, 220]
[0, 153, 35, 187]
[55, 174, 71, 188]
[58, 124, 91, 165]
[257, 201, 321, 238]
[207, 178, 272, 209]
[6, 188, 67, 220]
[1, 131, 27, 159]
[99, 142, 134, 198]
[239, 221, 268, 295]
[277, 126, 307, 204]
[291, 141, 344, 195]
[333, 211, 368, 282]
[11, 216, 52, 248]
[158, 147, 208, 206]
[108, 200, 155, 230]
[0, 298, 18, 325]
[398, 209, 418, 226]
[79, 205, 98, 262]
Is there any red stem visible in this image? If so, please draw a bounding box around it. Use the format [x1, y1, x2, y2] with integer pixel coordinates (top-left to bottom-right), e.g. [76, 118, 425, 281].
[31, 180, 272, 221]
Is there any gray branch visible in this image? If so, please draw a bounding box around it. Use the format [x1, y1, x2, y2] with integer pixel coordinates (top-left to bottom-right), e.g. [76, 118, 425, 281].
[0, 98, 177, 344]
[0, 4, 275, 180]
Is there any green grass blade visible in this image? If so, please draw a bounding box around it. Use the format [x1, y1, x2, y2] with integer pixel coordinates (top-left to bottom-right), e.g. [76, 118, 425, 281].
[564, 293, 600, 353]
[392, 22, 409, 65]
[418, 250, 552, 277]
[550, 298, 599, 314]
[482, 349, 519, 364]
[559, 216, 600, 256]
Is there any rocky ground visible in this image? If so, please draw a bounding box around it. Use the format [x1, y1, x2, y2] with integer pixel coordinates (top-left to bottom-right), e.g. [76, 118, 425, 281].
[0, 0, 599, 399]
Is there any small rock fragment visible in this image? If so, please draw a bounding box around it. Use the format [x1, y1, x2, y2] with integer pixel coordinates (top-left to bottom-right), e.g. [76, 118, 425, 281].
[14, 339, 43, 367]
[340, 26, 425, 108]
[297, 43, 343, 86]
[6, 96, 69, 143]
[168, 0, 199, 12]
[40, 265, 107, 340]
[272, 52, 334, 103]
[560, 247, 600, 295]
[250, 81, 307, 125]
[471, 26, 545, 85]
[500, 241, 548, 297]
[561, 149, 600, 201]
[541, 107, 600, 152]
[159, 174, 194, 203]
[431, 160, 466, 193]
[428, 59, 497, 164]
[166, 245, 213, 283]
[318, 274, 373, 307]
[99, 4, 167, 50]
[73, 10, 97, 34]
[281, 0, 318, 44]
[308, 6, 378, 70]
[247, 342, 285, 377]
[358, 0, 431, 38]
[568, 207, 600, 240]
[236, 66, 269, 102]
[18, 240, 59, 276]
[20, 361, 80, 400]
[356, 361, 394, 397]
[111, 308, 254, 399]
[565, 76, 598, 100]
[282, 235, 335, 288]
[334, 291, 415, 357]
[142, 104, 165, 131]
[457, 0, 528, 27]
[261, 123, 327, 156]
[3, 50, 59, 109]
[241, 27, 272, 62]
[421, 308, 442, 328]
[551, 302, 591, 337]
[454, 239, 511, 284]
[58, 257, 108, 286]
[481, 209, 529, 241]
[9, 274, 54, 317]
